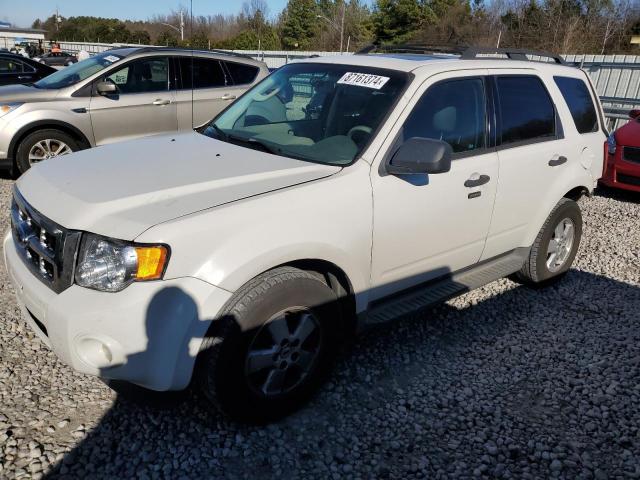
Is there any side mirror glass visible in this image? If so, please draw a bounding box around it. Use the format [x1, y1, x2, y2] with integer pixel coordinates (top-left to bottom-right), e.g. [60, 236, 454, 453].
[629, 109, 640, 120]
[96, 80, 117, 96]
[386, 137, 452, 176]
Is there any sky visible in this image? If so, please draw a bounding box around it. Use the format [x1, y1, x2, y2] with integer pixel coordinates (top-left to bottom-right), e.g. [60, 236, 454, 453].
[0, 0, 291, 28]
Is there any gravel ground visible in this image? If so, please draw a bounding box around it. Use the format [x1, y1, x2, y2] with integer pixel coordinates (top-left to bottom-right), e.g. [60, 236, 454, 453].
[0, 176, 639, 480]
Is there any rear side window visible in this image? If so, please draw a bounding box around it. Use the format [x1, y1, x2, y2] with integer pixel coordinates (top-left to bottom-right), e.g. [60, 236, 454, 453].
[179, 57, 226, 89]
[224, 61, 259, 85]
[554, 76, 598, 133]
[402, 78, 486, 153]
[0, 58, 22, 73]
[496, 76, 556, 145]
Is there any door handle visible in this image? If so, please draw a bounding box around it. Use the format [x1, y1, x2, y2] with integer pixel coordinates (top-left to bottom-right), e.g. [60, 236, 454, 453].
[18, 75, 32, 80]
[464, 174, 491, 188]
[152, 99, 171, 106]
[220, 94, 237, 101]
[548, 155, 568, 166]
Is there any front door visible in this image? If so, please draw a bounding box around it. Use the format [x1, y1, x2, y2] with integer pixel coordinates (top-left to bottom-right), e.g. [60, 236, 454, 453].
[370, 72, 499, 299]
[89, 56, 177, 145]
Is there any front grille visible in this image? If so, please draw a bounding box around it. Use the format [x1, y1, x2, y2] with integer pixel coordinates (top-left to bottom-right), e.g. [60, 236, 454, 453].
[617, 173, 640, 187]
[10, 189, 81, 293]
[623, 146, 640, 165]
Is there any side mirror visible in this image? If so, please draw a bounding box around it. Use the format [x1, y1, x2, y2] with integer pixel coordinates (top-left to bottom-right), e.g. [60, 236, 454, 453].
[96, 80, 117, 96]
[386, 137, 452, 176]
[629, 109, 640, 120]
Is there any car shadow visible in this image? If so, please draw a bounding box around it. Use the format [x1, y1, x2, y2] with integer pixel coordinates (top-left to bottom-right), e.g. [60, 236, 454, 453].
[42, 269, 640, 478]
[595, 185, 640, 204]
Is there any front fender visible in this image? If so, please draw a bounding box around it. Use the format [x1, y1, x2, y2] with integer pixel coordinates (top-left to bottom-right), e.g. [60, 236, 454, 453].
[136, 161, 374, 312]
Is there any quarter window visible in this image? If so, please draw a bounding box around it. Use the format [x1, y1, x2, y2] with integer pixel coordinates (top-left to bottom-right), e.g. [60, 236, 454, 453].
[496, 76, 556, 145]
[106, 58, 169, 94]
[179, 57, 226, 89]
[554, 76, 598, 134]
[402, 78, 486, 153]
[224, 61, 259, 85]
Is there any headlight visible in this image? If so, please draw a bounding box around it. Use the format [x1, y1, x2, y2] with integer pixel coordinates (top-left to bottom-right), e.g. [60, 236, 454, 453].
[607, 132, 616, 155]
[75, 233, 169, 292]
[0, 103, 23, 118]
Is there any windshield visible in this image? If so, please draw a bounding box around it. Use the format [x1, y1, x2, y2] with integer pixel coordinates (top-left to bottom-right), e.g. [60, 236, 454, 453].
[203, 63, 408, 165]
[34, 51, 125, 89]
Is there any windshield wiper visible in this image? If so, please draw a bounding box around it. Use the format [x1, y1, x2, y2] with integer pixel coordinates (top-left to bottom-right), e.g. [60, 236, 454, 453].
[214, 128, 280, 156]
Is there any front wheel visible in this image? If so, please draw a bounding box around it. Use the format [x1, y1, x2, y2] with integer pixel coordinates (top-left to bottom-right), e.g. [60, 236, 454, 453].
[15, 129, 79, 174]
[196, 267, 341, 422]
[515, 198, 583, 285]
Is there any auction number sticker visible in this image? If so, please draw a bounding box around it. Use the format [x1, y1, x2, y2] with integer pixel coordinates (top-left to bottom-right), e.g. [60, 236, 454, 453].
[104, 55, 121, 63]
[337, 72, 390, 90]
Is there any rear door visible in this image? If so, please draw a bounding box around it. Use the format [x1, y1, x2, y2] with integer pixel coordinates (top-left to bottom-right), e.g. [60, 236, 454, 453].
[482, 71, 570, 260]
[0, 57, 24, 85]
[89, 56, 177, 145]
[175, 56, 230, 129]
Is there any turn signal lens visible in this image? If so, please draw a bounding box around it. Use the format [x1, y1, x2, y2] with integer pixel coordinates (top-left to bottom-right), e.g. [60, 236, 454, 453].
[135, 246, 169, 280]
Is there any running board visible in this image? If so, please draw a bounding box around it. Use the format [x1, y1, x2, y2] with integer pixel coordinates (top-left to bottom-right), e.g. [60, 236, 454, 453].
[363, 248, 529, 326]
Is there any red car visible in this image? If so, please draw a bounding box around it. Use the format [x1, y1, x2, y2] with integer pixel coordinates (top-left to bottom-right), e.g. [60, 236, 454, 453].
[601, 110, 640, 192]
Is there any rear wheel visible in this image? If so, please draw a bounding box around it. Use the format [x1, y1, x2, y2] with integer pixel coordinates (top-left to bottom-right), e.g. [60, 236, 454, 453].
[515, 198, 582, 285]
[16, 129, 79, 174]
[196, 267, 341, 422]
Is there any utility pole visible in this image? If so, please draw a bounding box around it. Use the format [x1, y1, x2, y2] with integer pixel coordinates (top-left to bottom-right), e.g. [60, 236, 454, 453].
[180, 10, 184, 42]
[55, 7, 61, 32]
[339, 1, 345, 55]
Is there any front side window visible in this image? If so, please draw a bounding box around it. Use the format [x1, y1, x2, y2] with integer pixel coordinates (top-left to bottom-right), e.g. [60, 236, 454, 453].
[497, 76, 556, 145]
[106, 57, 169, 94]
[554, 76, 598, 134]
[402, 78, 486, 153]
[34, 51, 125, 89]
[205, 63, 408, 165]
[225, 61, 259, 85]
[179, 57, 226, 89]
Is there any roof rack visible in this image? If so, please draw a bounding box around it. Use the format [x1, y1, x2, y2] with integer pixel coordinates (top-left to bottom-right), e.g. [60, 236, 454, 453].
[356, 44, 566, 65]
[136, 46, 253, 60]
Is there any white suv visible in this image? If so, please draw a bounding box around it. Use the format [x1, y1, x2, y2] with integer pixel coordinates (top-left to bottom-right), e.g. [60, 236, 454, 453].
[4, 47, 606, 420]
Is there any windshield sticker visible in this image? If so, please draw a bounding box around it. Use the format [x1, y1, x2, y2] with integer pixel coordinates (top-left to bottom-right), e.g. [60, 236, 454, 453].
[103, 55, 121, 63]
[337, 72, 390, 90]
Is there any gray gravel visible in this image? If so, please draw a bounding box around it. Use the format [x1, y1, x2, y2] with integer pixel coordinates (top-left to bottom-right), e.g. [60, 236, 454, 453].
[0, 176, 639, 479]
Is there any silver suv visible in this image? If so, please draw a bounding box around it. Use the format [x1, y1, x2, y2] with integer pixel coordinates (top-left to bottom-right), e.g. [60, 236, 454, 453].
[0, 47, 268, 174]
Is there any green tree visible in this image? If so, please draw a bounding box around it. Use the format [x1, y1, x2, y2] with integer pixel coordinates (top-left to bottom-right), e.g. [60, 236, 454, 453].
[373, 0, 434, 43]
[281, 0, 319, 49]
[156, 31, 179, 46]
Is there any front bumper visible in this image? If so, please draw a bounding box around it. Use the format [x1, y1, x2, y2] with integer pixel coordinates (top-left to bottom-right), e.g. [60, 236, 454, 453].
[3, 232, 232, 391]
[600, 152, 640, 193]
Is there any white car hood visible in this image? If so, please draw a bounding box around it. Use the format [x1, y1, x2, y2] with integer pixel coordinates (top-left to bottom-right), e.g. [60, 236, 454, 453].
[17, 132, 341, 240]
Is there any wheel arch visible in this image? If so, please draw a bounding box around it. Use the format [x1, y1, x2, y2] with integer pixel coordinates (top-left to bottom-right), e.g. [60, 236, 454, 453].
[8, 120, 92, 161]
[563, 185, 590, 201]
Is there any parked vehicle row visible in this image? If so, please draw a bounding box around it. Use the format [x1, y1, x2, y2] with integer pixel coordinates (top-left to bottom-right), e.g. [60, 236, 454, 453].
[0, 47, 268, 174]
[602, 109, 640, 193]
[0, 52, 57, 86]
[3, 46, 607, 421]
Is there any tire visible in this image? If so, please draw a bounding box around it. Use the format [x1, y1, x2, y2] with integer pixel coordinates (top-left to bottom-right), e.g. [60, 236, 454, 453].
[514, 198, 583, 286]
[196, 266, 341, 422]
[16, 129, 79, 174]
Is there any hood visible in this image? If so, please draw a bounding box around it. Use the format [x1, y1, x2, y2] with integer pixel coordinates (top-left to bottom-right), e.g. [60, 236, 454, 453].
[17, 132, 341, 240]
[615, 119, 640, 146]
[0, 83, 60, 102]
